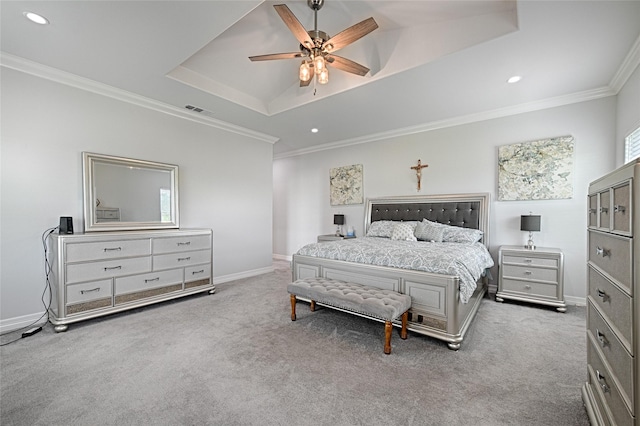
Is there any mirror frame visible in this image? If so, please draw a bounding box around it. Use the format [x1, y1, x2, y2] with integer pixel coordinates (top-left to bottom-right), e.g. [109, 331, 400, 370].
[82, 152, 180, 232]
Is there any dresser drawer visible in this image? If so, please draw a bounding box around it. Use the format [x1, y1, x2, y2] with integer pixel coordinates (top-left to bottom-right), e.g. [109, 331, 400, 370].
[66, 256, 152, 284]
[66, 279, 113, 304]
[587, 302, 634, 405]
[185, 264, 211, 289]
[588, 335, 634, 423]
[115, 268, 183, 295]
[501, 264, 558, 283]
[588, 231, 632, 292]
[153, 249, 211, 270]
[153, 234, 211, 254]
[612, 180, 632, 235]
[499, 278, 558, 298]
[66, 238, 151, 263]
[598, 189, 611, 231]
[588, 265, 633, 350]
[588, 193, 599, 228]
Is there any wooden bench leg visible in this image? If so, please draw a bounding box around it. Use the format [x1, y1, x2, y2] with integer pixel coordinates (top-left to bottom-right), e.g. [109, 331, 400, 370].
[384, 321, 392, 354]
[290, 294, 297, 321]
[400, 311, 408, 340]
[310, 300, 316, 312]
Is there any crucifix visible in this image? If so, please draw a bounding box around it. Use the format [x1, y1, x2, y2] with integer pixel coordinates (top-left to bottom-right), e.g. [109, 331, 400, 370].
[410, 159, 429, 191]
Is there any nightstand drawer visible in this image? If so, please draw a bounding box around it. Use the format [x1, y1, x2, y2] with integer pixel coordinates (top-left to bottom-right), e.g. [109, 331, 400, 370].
[502, 255, 558, 268]
[500, 278, 558, 298]
[588, 265, 632, 350]
[501, 264, 558, 283]
[588, 231, 632, 292]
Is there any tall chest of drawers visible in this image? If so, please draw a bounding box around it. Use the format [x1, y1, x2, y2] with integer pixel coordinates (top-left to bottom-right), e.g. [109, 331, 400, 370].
[48, 228, 214, 331]
[583, 160, 638, 426]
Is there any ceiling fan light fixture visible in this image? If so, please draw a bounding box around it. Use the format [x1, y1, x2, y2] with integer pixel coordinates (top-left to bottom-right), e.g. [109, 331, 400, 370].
[318, 68, 329, 85]
[314, 55, 325, 72]
[299, 61, 312, 82]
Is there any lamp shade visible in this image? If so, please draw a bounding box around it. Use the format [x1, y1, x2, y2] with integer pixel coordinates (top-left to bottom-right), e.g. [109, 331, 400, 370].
[520, 215, 541, 232]
[334, 214, 345, 225]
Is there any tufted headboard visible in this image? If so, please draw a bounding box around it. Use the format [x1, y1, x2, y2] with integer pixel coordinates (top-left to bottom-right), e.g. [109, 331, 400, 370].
[364, 193, 491, 246]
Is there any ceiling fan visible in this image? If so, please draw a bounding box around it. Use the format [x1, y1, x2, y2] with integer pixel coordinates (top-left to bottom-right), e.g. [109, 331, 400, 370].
[249, 0, 378, 87]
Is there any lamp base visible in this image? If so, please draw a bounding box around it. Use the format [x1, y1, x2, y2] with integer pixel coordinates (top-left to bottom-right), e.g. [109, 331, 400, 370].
[524, 244, 536, 250]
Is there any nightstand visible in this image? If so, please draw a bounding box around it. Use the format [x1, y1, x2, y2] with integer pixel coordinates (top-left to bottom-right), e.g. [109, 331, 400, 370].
[496, 245, 567, 312]
[317, 234, 356, 242]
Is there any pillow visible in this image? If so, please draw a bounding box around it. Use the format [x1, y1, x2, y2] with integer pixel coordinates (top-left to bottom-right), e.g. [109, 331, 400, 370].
[391, 223, 418, 241]
[414, 221, 444, 242]
[366, 220, 396, 238]
[422, 219, 483, 243]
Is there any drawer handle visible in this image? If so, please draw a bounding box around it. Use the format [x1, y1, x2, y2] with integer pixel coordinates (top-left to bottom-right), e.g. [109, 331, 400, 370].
[177, 241, 191, 246]
[103, 265, 122, 271]
[103, 247, 122, 252]
[600, 207, 609, 213]
[524, 270, 532, 275]
[596, 288, 609, 301]
[614, 204, 626, 213]
[595, 247, 610, 257]
[144, 277, 160, 283]
[589, 208, 597, 214]
[192, 269, 205, 275]
[596, 329, 609, 347]
[178, 257, 191, 262]
[80, 287, 100, 294]
[596, 370, 610, 393]
[523, 259, 533, 264]
[524, 285, 531, 290]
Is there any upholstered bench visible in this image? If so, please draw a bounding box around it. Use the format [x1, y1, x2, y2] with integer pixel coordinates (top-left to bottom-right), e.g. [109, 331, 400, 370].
[287, 277, 412, 354]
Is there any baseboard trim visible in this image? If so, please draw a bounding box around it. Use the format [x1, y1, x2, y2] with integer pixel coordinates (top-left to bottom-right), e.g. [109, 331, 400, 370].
[272, 253, 292, 262]
[0, 312, 47, 334]
[213, 266, 274, 285]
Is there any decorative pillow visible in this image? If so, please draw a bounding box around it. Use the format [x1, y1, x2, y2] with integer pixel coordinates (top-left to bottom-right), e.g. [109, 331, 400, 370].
[414, 221, 444, 242]
[391, 223, 418, 241]
[422, 219, 483, 243]
[366, 220, 396, 238]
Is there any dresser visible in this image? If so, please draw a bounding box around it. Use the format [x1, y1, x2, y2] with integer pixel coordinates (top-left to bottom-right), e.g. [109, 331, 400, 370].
[583, 160, 638, 426]
[496, 245, 566, 312]
[47, 228, 213, 332]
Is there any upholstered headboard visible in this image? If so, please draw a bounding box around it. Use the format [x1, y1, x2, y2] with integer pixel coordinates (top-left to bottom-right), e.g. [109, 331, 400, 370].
[364, 193, 491, 246]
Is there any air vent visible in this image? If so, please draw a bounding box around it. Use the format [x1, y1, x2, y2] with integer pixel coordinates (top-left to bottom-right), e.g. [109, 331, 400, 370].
[185, 105, 204, 113]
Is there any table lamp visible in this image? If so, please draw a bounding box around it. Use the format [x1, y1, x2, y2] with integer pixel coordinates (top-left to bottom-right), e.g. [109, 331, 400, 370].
[334, 214, 345, 236]
[521, 214, 541, 250]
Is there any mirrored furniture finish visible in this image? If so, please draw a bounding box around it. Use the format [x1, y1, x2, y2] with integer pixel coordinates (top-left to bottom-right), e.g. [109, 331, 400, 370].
[47, 229, 213, 332]
[583, 159, 638, 426]
[83, 152, 179, 232]
[496, 245, 566, 312]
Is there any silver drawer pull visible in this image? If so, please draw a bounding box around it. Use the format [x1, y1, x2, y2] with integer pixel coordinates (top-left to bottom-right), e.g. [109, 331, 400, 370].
[600, 207, 609, 213]
[596, 329, 609, 347]
[177, 241, 191, 246]
[524, 285, 531, 290]
[192, 269, 205, 275]
[103, 247, 122, 252]
[523, 259, 533, 263]
[524, 270, 532, 275]
[596, 370, 610, 393]
[596, 288, 609, 301]
[595, 247, 610, 257]
[80, 287, 100, 294]
[144, 277, 160, 283]
[178, 257, 191, 261]
[589, 208, 597, 214]
[103, 265, 122, 271]
[614, 204, 626, 213]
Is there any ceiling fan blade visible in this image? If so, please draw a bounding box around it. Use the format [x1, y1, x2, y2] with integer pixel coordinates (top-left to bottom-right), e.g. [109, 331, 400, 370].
[326, 55, 370, 76]
[274, 4, 314, 50]
[300, 66, 315, 87]
[249, 52, 303, 61]
[324, 17, 378, 53]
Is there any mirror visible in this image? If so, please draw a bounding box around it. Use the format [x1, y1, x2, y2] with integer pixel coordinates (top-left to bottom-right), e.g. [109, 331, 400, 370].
[83, 152, 179, 232]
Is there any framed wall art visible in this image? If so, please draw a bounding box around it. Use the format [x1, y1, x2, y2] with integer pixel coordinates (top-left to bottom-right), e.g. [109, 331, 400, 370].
[330, 164, 363, 205]
[498, 136, 574, 201]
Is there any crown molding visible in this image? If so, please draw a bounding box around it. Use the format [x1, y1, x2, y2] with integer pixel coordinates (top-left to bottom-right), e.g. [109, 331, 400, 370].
[0, 52, 279, 145]
[273, 86, 616, 160]
[610, 33, 640, 93]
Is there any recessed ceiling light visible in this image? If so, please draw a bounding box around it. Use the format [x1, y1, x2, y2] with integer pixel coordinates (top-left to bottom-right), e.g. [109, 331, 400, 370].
[311, 128, 319, 133]
[23, 11, 49, 25]
[507, 75, 522, 84]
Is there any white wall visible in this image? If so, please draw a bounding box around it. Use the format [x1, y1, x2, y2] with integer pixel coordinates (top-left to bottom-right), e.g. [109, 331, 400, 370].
[273, 97, 620, 304]
[616, 65, 640, 166]
[1, 68, 274, 330]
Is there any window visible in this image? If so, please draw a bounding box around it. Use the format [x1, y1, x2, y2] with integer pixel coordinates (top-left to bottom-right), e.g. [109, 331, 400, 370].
[160, 188, 171, 222]
[625, 125, 640, 163]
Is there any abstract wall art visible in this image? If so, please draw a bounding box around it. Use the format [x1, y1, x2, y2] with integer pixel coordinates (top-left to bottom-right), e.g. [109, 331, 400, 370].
[330, 164, 363, 205]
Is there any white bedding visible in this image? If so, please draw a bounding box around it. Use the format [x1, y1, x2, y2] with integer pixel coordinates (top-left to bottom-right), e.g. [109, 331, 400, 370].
[295, 237, 494, 303]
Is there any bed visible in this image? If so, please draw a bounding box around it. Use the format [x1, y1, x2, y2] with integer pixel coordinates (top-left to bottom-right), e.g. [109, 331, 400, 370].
[291, 193, 494, 350]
